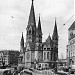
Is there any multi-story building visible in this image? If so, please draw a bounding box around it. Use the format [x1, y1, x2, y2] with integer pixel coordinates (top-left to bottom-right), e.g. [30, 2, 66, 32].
[66, 21, 75, 67]
[19, 0, 58, 69]
[0, 50, 20, 66]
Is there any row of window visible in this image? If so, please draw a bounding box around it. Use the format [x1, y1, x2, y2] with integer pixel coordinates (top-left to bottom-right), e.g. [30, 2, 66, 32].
[27, 30, 35, 35]
[43, 52, 50, 60]
[44, 48, 51, 50]
[67, 51, 75, 57]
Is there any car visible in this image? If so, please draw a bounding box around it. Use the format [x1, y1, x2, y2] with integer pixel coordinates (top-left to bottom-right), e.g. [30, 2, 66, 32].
[0, 69, 12, 75]
[20, 69, 33, 75]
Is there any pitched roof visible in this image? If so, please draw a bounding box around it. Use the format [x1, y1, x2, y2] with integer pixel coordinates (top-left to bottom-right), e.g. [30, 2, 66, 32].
[28, 0, 36, 26]
[46, 35, 52, 46]
[38, 14, 42, 32]
[52, 19, 58, 38]
[21, 32, 24, 46]
[21, 32, 24, 41]
[68, 21, 75, 30]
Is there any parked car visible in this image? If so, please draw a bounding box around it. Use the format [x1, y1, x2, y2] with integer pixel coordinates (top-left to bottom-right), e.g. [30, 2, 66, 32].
[20, 69, 33, 75]
[20, 68, 43, 75]
[0, 69, 12, 75]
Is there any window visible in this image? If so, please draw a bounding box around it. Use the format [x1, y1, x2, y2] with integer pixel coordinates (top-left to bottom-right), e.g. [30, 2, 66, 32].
[45, 64, 47, 66]
[71, 53, 72, 57]
[29, 36, 31, 39]
[39, 64, 41, 68]
[73, 52, 74, 56]
[39, 35, 41, 38]
[44, 52, 46, 60]
[32, 30, 35, 35]
[69, 51, 70, 57]
[47, 48, 50, 50]
[29, 30, 31, 34]
[47, 52, 49, 60]
[67, 49, 68, 52]
[44, 48, 46, 50]
[39, 39, 40, 42]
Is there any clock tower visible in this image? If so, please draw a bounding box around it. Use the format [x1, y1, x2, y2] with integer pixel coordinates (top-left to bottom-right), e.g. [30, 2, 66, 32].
[25, 0, 36, 68]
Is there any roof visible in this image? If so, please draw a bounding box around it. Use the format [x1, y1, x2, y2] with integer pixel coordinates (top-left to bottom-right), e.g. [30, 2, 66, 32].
[46, 35, 52, 46]
[28, 0, 36, 26]
[42, 35, 53, 48]
[68, 21, 75, 30]
[38, 15, 42, 32]
[52, 19, 58, 38]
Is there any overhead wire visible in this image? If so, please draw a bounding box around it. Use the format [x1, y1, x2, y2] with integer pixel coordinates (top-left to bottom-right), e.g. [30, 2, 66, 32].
[58, 14, 74, 31]
[0, 15, 73, 46]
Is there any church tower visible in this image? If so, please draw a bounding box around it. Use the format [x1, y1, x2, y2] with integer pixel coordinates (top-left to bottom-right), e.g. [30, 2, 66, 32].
[26, 0, 36, 44]
[20, 32, 24, 53]
[52, 18, 58, 61]
[25, 0, 36, 68]
[35, 15, 43, 62]
[19, 32, 25, 64]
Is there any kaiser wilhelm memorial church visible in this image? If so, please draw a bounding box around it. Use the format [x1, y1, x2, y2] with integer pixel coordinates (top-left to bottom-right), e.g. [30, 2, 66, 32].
[18, 0, 58, 69]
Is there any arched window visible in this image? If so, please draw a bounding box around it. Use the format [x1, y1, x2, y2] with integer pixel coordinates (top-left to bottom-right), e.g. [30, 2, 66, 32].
[29, 30, 31, 34]
[32, 30, 34, 35]
[44, 52, 46, 60]
[47, 52, 49, 60]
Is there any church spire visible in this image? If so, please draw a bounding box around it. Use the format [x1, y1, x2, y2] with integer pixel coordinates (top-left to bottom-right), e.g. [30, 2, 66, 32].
[38, 14, 42, 32]
[21, 32, 24, 47]
[52, 18, 58, 38]
[28, 0, 36, 26]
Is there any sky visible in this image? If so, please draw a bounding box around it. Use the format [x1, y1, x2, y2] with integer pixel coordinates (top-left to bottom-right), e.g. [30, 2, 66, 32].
[0, 0, 74, 59]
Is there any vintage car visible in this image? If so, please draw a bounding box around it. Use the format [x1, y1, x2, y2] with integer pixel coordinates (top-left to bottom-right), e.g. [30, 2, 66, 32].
[20, 69, 33, 75]
[20, 68, 43, 75]
[0, 69, 12, 75]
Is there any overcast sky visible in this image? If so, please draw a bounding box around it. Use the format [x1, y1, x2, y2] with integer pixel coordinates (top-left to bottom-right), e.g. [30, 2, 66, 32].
[0, 0, 74, 59]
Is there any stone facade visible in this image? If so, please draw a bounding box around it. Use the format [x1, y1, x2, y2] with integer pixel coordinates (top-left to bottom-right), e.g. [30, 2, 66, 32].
[19, 0, 58, 69]
[66, 21, 75, 67]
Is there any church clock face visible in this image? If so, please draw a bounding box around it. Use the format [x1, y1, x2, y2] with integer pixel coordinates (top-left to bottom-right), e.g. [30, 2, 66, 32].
[26, 52, 30, 60]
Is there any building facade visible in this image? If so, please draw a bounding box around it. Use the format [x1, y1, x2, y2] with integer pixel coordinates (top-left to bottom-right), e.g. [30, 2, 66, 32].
[66, 21, 75, 67]
[0, 50, 20, 66]
[19, 0, 58, 69]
